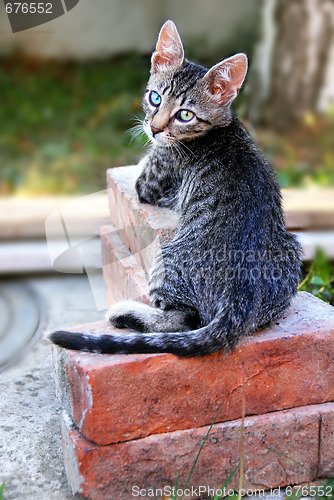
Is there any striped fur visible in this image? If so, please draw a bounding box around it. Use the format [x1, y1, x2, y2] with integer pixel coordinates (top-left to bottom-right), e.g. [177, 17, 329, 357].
[50, 21, 301, 357]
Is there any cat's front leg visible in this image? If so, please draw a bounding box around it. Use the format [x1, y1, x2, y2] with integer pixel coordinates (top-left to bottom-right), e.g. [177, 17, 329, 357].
[135, 159, 159, 205]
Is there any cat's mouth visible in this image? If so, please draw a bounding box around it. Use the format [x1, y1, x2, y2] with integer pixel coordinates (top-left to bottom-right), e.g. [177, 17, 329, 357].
[150, 132, 170, 144]
[152, 132, 175, 145]
[144, 120, 173, 145]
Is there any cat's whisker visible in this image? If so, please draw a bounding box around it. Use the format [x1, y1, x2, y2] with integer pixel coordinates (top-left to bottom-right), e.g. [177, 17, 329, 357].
[143, 136, 153, 148]
[171, 138, 195, 160]
[128, 119, 142, 130]
[128, 123, 147, 144]
[127, 124, 142, 135]
[172, 141, 187, 159]
[171, 139, 185, 157]
[167, 141, 178, 158]
[163, 135, 185, 158]
[127, 116, 145, 134]
[128, 126, 142, 138]
[168, 139, 180, 156]
[131, 115, 145, 126]
[175, 139, 195, 159]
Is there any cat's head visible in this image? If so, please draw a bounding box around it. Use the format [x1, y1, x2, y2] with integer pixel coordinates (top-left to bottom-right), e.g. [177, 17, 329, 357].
[142, 20, 248, 145]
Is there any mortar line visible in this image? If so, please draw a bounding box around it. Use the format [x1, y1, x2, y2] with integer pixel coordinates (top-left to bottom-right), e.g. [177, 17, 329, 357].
[316, 411, 323, 478]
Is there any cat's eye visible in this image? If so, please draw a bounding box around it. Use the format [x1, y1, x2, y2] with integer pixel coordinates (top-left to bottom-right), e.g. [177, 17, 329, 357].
[176, 110, 195, 122]
[149, 91, 161, 107]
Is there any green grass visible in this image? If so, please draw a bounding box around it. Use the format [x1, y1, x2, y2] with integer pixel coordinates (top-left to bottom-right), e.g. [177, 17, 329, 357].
[299, 248, 334, 306]
[171, 403, 240, 500]
[171, 416, 334, 500]
[0, 482, 5, 500]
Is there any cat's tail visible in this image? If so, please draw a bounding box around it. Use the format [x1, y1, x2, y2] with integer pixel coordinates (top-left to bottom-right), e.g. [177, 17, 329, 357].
[49, 304, 265, 357]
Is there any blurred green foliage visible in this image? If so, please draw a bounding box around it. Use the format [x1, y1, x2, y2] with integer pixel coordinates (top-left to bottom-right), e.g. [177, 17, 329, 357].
[0, 55, 334, 195]
[299, 248, 334, 306]
[0, 55, 149, 195]
[254, 110, 334, 189]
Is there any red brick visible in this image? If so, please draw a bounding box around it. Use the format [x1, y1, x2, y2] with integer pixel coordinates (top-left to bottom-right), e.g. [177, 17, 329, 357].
[107, 165, 178, 273]
[100, 224, 149, 306]
[319, 404, 334, 477]
[61, 404, 329, 499]
[52, 291, 334, 446]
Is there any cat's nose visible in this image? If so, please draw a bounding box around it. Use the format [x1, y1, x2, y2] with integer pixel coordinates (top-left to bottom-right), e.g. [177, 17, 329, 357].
[151, 125, 163, 137]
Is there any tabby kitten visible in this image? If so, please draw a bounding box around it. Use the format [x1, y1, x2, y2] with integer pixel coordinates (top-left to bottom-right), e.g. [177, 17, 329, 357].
[50, 21, 301, 357]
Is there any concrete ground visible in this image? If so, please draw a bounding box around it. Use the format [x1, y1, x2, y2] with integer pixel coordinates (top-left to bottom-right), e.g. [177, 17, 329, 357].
[1, 275, 104, 500]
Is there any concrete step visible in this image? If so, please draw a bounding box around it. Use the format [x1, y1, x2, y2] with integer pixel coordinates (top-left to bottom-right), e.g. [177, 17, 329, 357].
[0, 193, 109, 275]
[294, 231, 334, 260]
[282, 188, 334, 230]
[0, 194, 109, 240]
[0, 237, 103, 274]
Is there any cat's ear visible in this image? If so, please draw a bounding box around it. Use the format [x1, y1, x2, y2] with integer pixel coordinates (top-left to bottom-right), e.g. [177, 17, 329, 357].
[203, 53, 248, 106]
[151, 20, 184, 73]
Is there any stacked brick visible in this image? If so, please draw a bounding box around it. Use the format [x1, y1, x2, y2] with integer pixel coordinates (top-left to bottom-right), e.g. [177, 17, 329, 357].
[52, 165, 334, 499]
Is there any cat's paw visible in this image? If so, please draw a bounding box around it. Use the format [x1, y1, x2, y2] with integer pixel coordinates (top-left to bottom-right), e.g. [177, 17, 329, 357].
[106, 302, 150, 332]
[135, 176, 160, 205]
[136, 186, 157, 205]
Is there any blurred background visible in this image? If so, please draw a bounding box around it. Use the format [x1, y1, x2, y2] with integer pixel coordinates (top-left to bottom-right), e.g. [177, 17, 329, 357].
[0, 0, 334, 318]
[0, 0, 333, 196]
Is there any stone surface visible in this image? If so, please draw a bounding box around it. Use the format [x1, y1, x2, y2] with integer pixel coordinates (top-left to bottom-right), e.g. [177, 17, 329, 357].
[100, 224, 149, 306]
[62, 403, 334, 499]
[52, 291, 334, 446]
[107, 165, 179, 273]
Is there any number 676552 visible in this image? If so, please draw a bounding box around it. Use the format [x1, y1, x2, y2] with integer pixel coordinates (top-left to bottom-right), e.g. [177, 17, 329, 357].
[5, 3, 52, 14]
